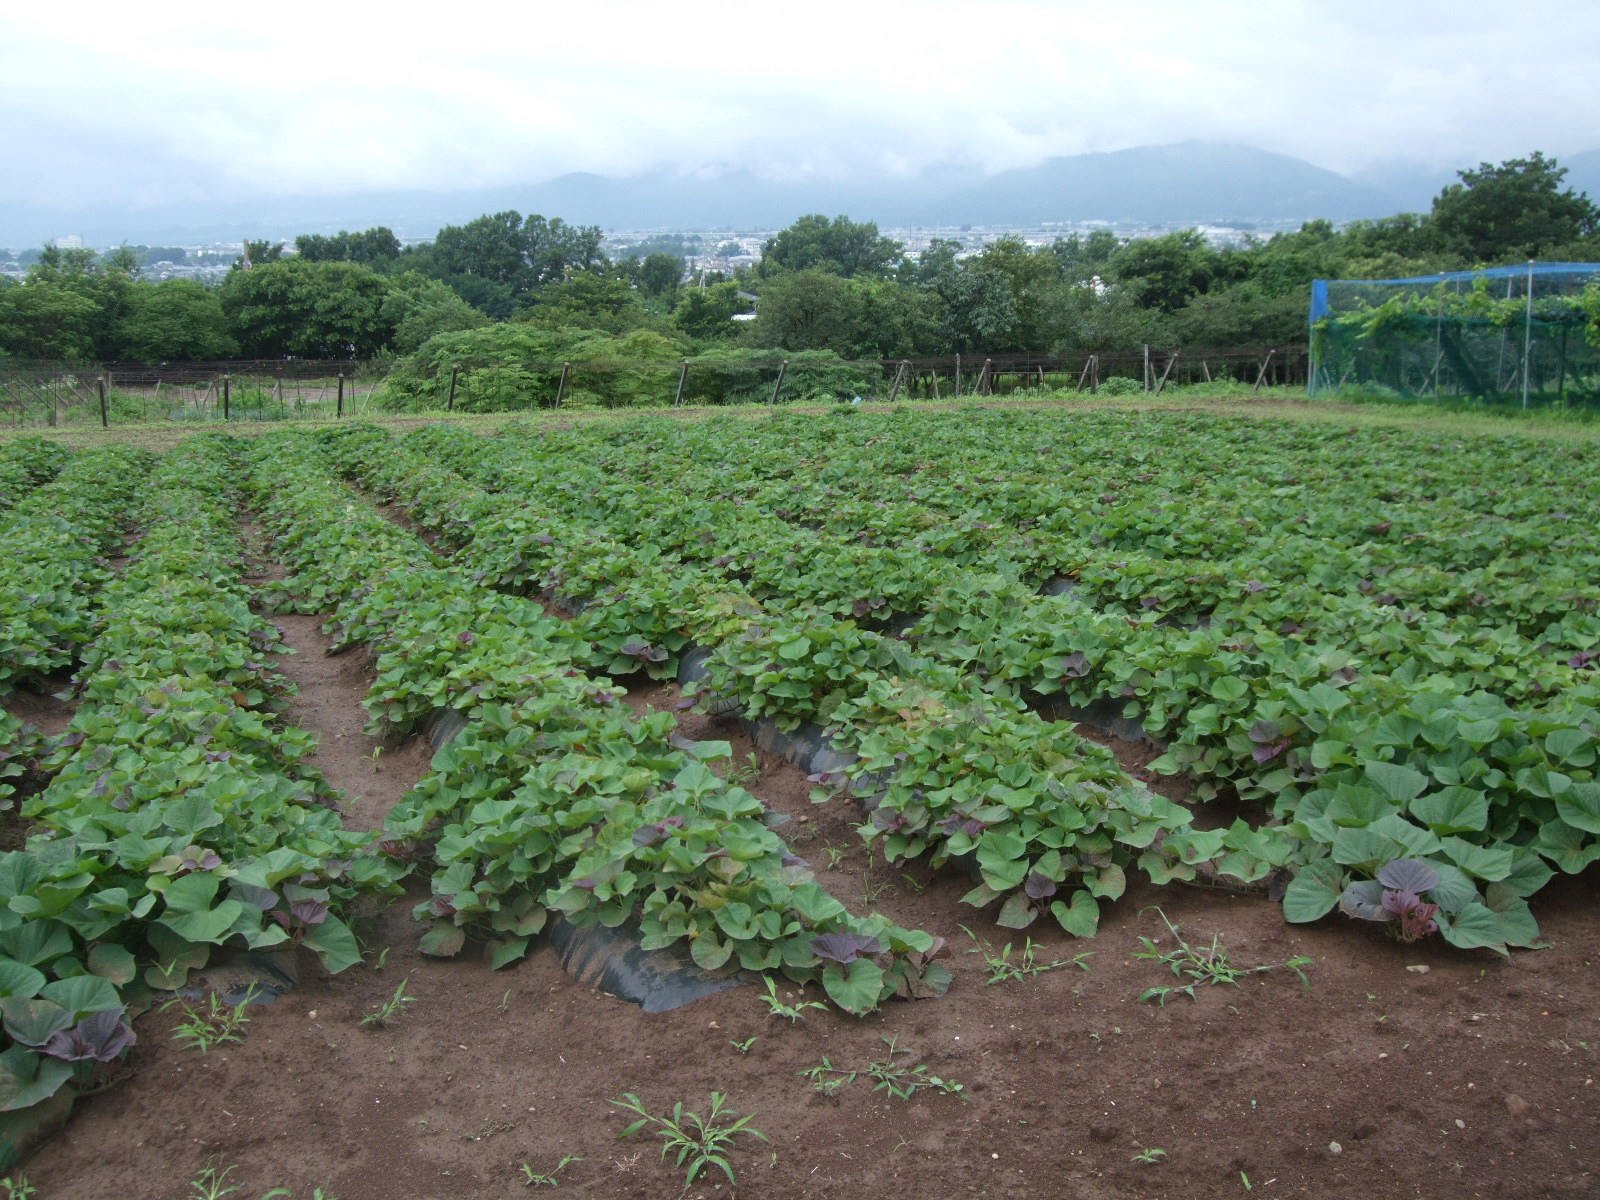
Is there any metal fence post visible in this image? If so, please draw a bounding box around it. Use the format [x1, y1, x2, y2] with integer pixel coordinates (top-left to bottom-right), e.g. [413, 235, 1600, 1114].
[97, 376, 108, 428]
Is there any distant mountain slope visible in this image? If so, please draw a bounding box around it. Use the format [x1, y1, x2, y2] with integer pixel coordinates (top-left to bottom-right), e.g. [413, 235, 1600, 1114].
[10, 141, 1595, 248]
[1351, 150, 1600, 217]
[923, 143, 1400, 227]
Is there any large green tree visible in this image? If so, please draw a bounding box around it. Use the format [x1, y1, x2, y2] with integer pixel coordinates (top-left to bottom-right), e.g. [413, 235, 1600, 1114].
[0, 281, 102, 359]
[1428, 152, 1600, 263]
[635, 252, 685, 297]
[294, 226, 401, 266]
[421, 211, 606, 312]
[219, 258, 393, 358]
[378, 273, 489, 355]
[113, 278, 238, 360]
[760, 214, 903, 279]
[673, 281, 752, 342]
[0, 245, 139, 359]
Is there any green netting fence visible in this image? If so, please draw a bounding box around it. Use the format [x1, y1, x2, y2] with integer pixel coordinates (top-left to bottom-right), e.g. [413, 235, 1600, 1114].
[1308, 263, 1600, 406]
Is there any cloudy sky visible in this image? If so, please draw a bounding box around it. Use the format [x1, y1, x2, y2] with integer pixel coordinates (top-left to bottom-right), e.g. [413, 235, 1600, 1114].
[3, 0, 1598, 209]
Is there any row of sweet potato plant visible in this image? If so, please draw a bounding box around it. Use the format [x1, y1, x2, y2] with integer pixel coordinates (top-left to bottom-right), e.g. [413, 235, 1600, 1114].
[338, 415, 1597, 952]
[0, 435, 383, 1115]
[320, 424, 1200, 941]
[246, 432, 948, 1013]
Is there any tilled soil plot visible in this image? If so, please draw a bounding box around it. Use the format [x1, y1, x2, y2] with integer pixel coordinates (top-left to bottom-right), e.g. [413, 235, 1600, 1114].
[22, 617, 1599, 1200]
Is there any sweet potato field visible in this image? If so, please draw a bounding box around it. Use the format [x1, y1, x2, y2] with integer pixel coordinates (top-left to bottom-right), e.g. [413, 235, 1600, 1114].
[1, 405, 1596, 1199]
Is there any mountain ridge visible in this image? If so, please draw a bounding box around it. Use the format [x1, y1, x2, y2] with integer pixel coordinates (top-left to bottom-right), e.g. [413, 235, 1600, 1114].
[4, 141, 1597, 248]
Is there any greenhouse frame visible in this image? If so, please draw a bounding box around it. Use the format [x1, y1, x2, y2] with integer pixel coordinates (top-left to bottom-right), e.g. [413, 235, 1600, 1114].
[1308, 262, 1600, 405]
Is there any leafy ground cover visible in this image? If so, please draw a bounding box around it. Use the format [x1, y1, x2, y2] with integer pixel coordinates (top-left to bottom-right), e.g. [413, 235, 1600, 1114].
[324, 410, 1598, 954]
[1, 402, 1596, 1198]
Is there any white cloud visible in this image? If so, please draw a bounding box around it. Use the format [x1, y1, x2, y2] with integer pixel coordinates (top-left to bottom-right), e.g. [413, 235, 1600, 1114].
[3, 0, 1598, 207]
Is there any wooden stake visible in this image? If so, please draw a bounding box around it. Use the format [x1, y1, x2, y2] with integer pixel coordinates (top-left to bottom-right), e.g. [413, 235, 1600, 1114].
[1252, 349, 1275, 392]
[555, 362, 571, 408]
[1154, 352, 1179, 397]
[97, 376, 108, 428]
[770, 359, 788, 404]
[674, 359, 689, 407]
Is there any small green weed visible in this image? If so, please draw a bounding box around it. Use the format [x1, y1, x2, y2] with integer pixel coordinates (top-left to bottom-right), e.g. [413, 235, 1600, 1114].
[361, 976, 416, 1028]
[759, 977, 826, 1023]
[611, 1091, 770, 1187]
[1134, 907, 1311, 1005]
[729, 1036, 758, 1054]
[0, 1175, 34, 1200]
[182, 1158, 292, 1200]
[722, 751, 761, 787]
[798, 1056, 856, 1097]
[163, 987, 258, 1055]
[961, 925, 1093, 985]
[519, 1156, 582, 1187]
[1131, 1147, 1167, 1164]
[864, 1037, 964, 1101]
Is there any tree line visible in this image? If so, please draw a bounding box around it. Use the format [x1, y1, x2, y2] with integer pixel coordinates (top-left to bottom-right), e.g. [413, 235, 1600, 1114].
[0, 152, 1594, 367]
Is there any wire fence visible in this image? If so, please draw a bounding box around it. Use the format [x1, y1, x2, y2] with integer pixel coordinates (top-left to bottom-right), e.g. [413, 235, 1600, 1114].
[0, 347, 1306, 428]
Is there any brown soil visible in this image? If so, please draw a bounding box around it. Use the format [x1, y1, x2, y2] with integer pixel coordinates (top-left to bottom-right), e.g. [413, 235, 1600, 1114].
[0, 674, 76, 740]
[21, 617, 1600, 1200]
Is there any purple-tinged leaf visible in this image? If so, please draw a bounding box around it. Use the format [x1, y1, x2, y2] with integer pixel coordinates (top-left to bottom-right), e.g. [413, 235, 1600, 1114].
[872, 808, 907, 833]
[1024, 872, 1057, 901]
[1376, 859, 1440, 895]
[1381, 888, 1424, 917]
[1338, 880, 1391, 922]
[1251, 738, 1291, 765]
[42, 1009, 135, 1062]
[1247, 719, 1281, 744]
[1397, 900, 1439, 940]
[810, 932, 881, 964]
[290, 899, 329, 926]
[1060, 652, 1089, 679]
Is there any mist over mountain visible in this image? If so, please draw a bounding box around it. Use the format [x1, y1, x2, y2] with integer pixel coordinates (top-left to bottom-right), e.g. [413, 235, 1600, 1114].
[1348, 150, 1600, 219]
[4, 141, 1596, 250]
